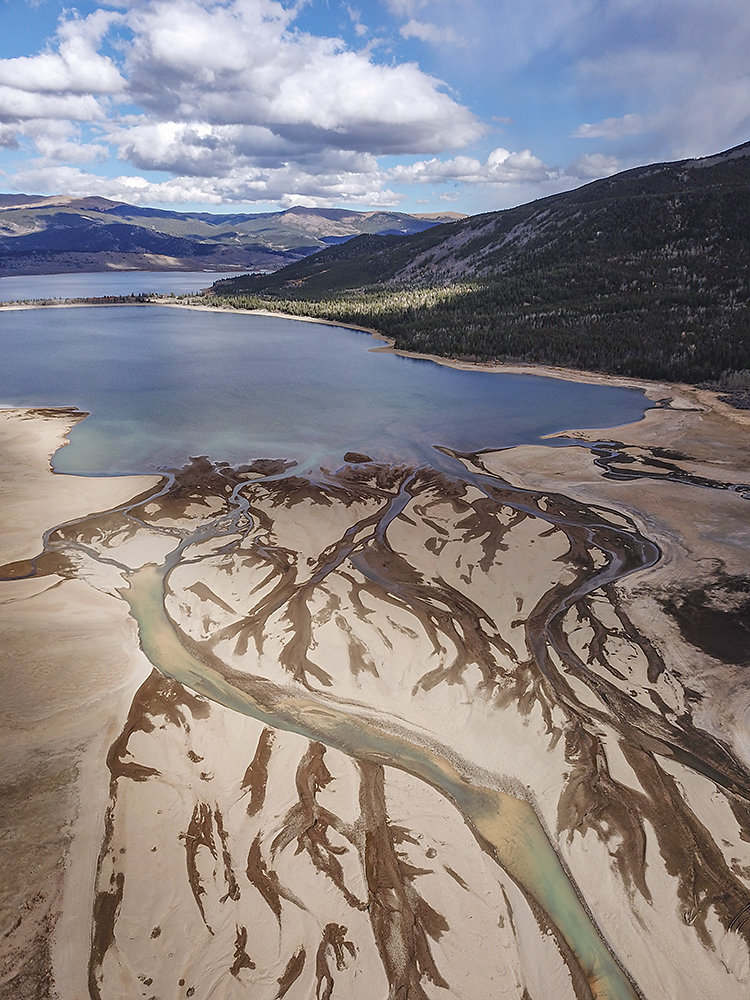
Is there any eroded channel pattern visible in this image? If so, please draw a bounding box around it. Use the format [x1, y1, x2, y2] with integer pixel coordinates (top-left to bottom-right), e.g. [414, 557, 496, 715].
[10, 452, 750, 999]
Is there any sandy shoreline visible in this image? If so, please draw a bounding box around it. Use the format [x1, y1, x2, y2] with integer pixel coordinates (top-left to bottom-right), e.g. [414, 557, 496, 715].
[1, 344, 749, 997]
[0, 409, 160, 998]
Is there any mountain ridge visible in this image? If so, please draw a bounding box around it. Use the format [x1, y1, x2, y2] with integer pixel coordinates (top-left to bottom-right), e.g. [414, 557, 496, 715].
[212, 142, 750, 384]
[0, 199, 464, 276]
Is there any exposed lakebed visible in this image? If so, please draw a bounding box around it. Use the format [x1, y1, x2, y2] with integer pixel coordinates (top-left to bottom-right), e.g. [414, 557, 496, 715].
[2, 302, 749, 1000]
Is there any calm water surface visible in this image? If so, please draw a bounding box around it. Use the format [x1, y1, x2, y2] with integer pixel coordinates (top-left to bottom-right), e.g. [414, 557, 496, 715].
[0, 270, 243, 303]
[0, 304, 647, 475]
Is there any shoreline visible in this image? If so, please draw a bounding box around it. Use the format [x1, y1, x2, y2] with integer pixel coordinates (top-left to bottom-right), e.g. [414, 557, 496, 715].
[150, 300, 710, 404]
[0, 408, 160, 997]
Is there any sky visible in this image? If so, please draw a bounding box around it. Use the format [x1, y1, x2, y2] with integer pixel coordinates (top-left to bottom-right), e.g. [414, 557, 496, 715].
[0, 0, 748, 216]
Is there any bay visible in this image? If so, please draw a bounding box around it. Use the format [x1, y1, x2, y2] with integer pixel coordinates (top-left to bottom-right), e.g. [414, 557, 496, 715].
[0, 304, 646, 475]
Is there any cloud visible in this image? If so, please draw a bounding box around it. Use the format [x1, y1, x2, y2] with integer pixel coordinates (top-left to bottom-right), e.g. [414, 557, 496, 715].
[392, 147, 552, 186]
[385, 0, 431, 16]
[0, 0, 487, 208]
[4, 0, 747, 213]
[568, 152, 623, 179]
[7, 162, 224, 205]
[108, 117, 381, 180]
[0, 10, 123, 130]
[0, 10, 124, 95]
[399, 18, 462, 45]
[14, 139, 556, 213]
[572, 0, 750, 157]
[572, 114, 644, 140]
[12, 118, 110, 165]
[32, 134, 109, 165]
[344, 5, 369, 38]
[8, 158, 403, 209]
[110, 120, 287, 176]
[0, 124, 19, 149]
[123, 0, 481, 154]
[0, 86, 105, 123]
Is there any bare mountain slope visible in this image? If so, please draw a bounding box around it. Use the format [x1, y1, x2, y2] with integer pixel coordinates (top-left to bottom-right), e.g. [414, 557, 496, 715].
[0, 198, 463, 276]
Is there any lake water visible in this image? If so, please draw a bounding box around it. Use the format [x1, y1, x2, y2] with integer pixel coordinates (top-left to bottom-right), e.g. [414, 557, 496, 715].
[0, 270, 243, 303]
[0, 303, 647, 476]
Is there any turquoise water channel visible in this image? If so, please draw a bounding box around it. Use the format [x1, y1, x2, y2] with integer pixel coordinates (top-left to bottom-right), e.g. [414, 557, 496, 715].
[125, 550, 638, 1000]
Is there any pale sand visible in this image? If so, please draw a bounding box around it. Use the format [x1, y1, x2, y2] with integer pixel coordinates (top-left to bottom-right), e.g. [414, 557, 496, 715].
[0, 409, 160, 998]
[157, 433, 748, 998]
[1, 377, 750, 1000]
[0, 407, 159, 565]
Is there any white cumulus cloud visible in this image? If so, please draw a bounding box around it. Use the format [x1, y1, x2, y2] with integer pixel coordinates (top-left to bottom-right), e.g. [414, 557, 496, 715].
[0, 86, 105, 123]
[123, 0, 481, 154]
[0, 0, 487, 208]
[0, 10, 124, 95]
[5, 0, 747, 212]
[392, 147, 552, 186]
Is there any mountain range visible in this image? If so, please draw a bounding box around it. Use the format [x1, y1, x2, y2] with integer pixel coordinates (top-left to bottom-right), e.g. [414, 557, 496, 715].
[0, 196, 463, 276]
[214, 143, 750, 384]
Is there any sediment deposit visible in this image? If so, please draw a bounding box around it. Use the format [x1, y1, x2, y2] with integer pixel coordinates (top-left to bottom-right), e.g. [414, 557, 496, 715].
[1, 390, 749, 1000]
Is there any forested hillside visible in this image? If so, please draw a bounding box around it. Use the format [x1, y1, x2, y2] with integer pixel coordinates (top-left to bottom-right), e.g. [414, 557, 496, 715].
[213, 144, 750, 384]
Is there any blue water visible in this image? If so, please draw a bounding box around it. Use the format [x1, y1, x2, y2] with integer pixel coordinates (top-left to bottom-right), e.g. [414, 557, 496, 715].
[0, 305, 647, 475]
[0, 270, 243, 303]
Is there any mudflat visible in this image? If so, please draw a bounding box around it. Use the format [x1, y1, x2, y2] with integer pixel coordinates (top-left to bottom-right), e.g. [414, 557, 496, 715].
[1, 378, 749, 1000]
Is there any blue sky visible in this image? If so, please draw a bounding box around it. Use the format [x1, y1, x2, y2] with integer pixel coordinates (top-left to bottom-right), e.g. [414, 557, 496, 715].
[0, 0, 748, 214]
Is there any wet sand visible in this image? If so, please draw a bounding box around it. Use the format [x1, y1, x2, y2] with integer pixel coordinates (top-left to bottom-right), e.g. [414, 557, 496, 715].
[1, 379, 749, 999]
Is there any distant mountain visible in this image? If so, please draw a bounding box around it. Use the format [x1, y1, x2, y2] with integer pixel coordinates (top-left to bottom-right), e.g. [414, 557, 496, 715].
[0, 197, 464, 276]
[215, 143, 750, 384]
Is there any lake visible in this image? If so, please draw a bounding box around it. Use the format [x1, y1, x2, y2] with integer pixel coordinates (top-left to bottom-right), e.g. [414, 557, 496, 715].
[0, 303, 647, 476]
[0, 270, 244, 303]
[0, 284, 657, 1000]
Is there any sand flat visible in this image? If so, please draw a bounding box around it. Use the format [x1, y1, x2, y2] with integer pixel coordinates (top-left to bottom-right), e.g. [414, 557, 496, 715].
[0, 408, 161, 999]
[1, 384, 749, 1000]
